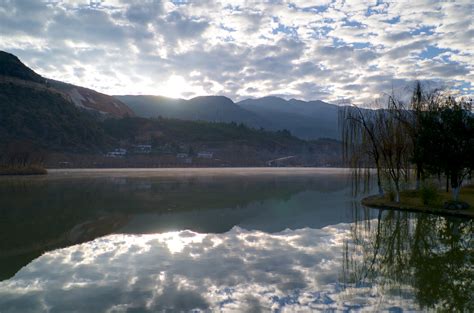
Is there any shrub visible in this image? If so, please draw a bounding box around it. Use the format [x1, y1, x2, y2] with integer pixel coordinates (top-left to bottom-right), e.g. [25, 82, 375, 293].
[419, 181, 441, 206]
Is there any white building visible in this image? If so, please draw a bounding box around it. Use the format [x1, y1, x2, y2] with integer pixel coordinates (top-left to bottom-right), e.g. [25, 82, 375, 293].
[197, 151, 213, 159]
[134, 145, 152, 154]
[107, 148, 127, 157]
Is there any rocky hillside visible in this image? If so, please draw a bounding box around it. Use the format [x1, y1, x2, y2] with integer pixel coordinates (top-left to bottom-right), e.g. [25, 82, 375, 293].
[0, 51, 110, 151]
[50, 80, 134, 117]
[0, 51, 134, 118]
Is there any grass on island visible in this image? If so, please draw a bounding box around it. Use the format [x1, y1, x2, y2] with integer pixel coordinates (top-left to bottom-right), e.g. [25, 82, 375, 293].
[0, 164, 47, 176]
[362, 184, 474, 218]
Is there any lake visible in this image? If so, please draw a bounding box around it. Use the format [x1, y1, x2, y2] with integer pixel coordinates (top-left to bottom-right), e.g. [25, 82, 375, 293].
[0, 168, 472, 312]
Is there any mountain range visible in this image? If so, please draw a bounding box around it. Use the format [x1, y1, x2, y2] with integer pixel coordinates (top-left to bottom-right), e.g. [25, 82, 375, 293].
[1, 50, 341, 142]
[116, 95, 340, 139]
[0, 50, 342, 167]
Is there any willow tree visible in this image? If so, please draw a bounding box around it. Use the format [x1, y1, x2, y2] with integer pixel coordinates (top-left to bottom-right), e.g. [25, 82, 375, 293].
[380, 95, 413, 202]
[340, 97, 412, 202]
[340, 106, 384, 196]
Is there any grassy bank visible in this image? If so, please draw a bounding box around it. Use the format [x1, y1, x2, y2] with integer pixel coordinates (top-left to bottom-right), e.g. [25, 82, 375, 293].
[0, 164, 47, 175]
[362, 184, 474, 218]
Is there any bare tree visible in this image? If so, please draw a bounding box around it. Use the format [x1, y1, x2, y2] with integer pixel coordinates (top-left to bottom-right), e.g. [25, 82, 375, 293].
[340, 106, 384, 196]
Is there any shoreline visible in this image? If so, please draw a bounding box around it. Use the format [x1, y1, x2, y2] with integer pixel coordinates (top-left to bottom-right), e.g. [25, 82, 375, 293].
[0, 165, 47, 176]
[362, 194, 474, 219]
[0, 167, 352, 179]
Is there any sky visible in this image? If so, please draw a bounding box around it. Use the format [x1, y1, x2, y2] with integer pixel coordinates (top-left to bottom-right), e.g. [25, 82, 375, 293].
[0, 0, 472, 104]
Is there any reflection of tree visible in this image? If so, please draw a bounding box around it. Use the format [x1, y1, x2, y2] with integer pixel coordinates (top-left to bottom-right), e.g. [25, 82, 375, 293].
[342, 206, 474, 312]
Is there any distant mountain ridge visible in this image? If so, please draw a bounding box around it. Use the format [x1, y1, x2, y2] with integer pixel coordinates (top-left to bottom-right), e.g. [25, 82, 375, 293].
[116, 95, 273, 129]
[117, 95, 340, 139]
[237, 97, 339, 139]
[0, 51, 341, 166]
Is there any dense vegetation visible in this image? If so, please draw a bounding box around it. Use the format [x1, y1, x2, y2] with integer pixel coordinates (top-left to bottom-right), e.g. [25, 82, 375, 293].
[103, 116, 306, 152]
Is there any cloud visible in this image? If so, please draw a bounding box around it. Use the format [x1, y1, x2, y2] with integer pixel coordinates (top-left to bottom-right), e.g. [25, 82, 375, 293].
[0, 0, 471, 104]
[0, 224, 423, 312]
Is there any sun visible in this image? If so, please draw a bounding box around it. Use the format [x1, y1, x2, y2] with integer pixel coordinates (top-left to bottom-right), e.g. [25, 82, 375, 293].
[158, 75, 188, 99]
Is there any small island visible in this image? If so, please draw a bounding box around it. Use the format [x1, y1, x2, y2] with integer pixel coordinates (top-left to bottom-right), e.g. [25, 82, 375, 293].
[341, 82, 473, 219]
[362, 184, 474, 218]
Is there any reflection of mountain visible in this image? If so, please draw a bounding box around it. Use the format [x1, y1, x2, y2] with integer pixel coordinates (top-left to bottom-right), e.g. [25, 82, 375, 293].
[343, 208, 474, 312]
[0, 171, 350, 281]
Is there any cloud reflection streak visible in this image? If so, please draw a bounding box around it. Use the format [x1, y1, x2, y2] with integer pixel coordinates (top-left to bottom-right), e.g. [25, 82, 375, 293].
[0, 223, 420, 312]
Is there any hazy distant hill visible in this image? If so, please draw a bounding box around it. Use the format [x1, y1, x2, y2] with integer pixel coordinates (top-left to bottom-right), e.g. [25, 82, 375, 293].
[117, 95, 340, 139]
[116, 95, 272, 129]
[237, 97, 339, 139]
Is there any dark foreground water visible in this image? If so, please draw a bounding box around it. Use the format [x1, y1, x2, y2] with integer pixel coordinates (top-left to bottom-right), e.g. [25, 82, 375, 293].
[0, 168, 472, 312]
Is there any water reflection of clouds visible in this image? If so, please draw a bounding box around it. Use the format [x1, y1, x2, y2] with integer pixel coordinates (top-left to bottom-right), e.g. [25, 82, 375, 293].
[0, 224, 419, 312]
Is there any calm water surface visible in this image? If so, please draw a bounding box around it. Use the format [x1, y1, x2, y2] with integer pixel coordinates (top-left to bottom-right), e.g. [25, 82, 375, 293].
[0, 168, 472, 312]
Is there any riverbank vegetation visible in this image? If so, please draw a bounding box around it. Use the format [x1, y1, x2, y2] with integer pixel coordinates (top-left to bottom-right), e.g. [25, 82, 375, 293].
[0, 141, 47, 175]
[362, 184, 474, 217]
[341, 82, 473, 210]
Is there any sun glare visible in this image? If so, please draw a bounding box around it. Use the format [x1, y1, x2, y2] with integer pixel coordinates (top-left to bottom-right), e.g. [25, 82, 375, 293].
[158, 75, 188, 99]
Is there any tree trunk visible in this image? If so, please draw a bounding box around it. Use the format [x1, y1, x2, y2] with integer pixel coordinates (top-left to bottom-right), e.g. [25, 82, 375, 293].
[394, 180, 401, 203]
[415, 164, 422, 190]
[376, 168, 384, 196]
[395, 190, 400, 203]
[446, 174, 449, 193]
[450, 173, 460, 201]
[452, 186, 460, 202]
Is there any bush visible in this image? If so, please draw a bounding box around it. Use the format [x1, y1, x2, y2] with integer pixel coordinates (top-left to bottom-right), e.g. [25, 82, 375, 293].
[419, 181, 441, 206]
[0, 164, 47, 175]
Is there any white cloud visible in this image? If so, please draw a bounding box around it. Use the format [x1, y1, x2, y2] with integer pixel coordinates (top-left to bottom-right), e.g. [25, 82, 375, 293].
[0, 0, 471, 104]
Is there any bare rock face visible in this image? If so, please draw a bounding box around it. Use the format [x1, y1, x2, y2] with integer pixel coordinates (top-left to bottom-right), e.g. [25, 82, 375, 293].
[50, 81, 135, 118]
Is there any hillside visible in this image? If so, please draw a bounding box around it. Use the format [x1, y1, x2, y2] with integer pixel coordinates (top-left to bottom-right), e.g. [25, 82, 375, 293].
[0, 51, 117, 151]
[117, 95, 340, 139]
[98, 117, 341, 167]
[50, 80, 134, 117]
[0, 79, 108, 151]
[0, 51, 133, 118]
